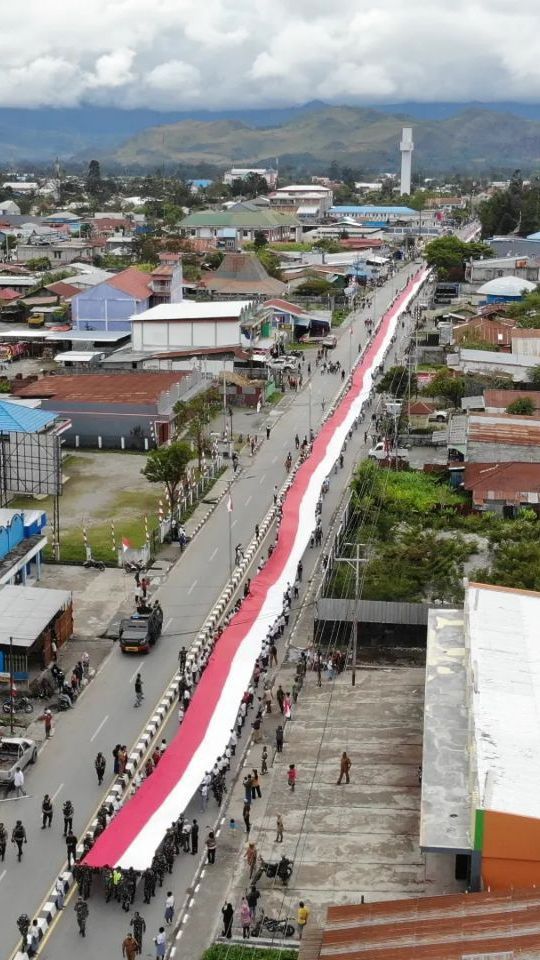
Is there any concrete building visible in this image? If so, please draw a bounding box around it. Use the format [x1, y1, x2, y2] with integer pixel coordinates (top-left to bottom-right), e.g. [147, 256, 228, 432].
[466, 254, 540, 285]
[131, 300, 255, 353]
[223, 167, 278, 188]
[16, 238, 93, 265]
[329, 204, 419, 225]
[421, 582, 540, 890]
[0, 584, 72, 676]
[267, 184, 333, 218]
[399, 126, 414, 196]
[14, 371, 196, 447]
[0, 508, 48, 586]
[465, 411, 540, 463]
[179, 209, 301, 246]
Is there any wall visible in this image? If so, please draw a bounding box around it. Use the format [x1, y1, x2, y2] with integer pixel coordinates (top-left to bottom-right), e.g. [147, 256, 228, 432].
[132, 318, 241, 351]
[72, 282, 149, 332]
[0, 512, 24, 560]
[39, 398, 163, 444]
[477, 809, 540, 890]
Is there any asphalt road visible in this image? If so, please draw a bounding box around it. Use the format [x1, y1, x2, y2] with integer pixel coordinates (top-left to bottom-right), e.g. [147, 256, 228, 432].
[3, 261, 418, 960]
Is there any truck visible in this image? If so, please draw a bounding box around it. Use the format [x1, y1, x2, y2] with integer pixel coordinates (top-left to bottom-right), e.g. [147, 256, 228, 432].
[0, 736, 37, 786]
[118, 609, 163, 654]
[368, 441, 410, 463]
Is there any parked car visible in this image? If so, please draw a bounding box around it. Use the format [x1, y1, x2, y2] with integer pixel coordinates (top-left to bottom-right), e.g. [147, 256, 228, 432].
[0, 736, 37, 786]
[368, 441, 410, 462]
[428, 410, 449, 423]
[322, 335, 337, 349]
[119, 609, 162, 654]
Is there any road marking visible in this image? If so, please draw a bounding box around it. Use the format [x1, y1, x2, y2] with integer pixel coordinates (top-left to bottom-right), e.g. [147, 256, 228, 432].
[170, 948, 176, 957]
[258, 473, 266, 485]
[164, 617, 173, 630]
[51, 783, 64, 802]
[271, 455, 277, 464]
[182, 914, 189, 924]
[0, 870, 5, 883]
[245, 495, 252, 506]
[188, 897, 194, 908]
[194, 882, 200, 893]
[129, 661, 145, 683]
[90, 715, 109, 742]
[231, 519, 237, 528]
[176, 929, 183, 940]
[188, 579, 198, 595]
[209, 547, 218, 562]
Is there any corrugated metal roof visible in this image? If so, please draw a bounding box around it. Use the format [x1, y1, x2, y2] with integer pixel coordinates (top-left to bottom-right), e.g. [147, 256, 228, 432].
[0, 399, 57, 433]
[180, 210, 300, 228]
[464, 461, 540, 503]
[469, 412, 540, 445]
[0, 584, 71, 647]
[15, 372, 190, 404]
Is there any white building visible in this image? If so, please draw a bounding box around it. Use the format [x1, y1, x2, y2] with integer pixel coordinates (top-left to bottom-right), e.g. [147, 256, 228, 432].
[131, 300, 255, 352]
[223, 168, 278, 189]
[268, 184, 334, 218]
[400, 127, 414, 196]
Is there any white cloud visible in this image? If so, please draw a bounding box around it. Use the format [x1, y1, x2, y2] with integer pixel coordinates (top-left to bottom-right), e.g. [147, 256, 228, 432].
[0, 0, 540, 108]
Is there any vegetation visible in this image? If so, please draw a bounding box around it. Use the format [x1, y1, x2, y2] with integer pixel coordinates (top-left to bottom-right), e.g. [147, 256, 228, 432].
[376, 365, 417, 399]
[422, 369, 465, 406]
[174, 389, 222, 468]
[294, 278, 334, 296]
[505, 291, 540, 328]
[331, 307, 350, 327]
[471, 510, 540, 592]
[255, 247, 282, 280]
[479, 170, 540, 237]
[141, 441, 192, 512]
[506, 397, 535, 415]
[201, 946, 297, 960]
[423, 236, 493, 280]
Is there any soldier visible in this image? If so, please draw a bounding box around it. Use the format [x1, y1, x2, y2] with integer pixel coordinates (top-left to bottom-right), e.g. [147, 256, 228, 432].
[143, 867, 155, 904]
[104, 867, 114, 903]
[94, 752, 106, 786]
[62, 800, 74, 836]
[0, 822, 6, 861]
[152, 851, 166, 887]
[163, 842, 175, 875]
[74, 896, 89, 937]
[130, 911, 146, 950]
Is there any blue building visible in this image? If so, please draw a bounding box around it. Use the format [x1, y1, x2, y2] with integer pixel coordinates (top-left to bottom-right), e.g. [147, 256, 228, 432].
[0, 508, 48, 585]
[330, 205, 418, 226]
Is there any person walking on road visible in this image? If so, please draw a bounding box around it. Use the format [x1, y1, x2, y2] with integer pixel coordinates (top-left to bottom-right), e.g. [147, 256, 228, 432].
[75, 896, 89, 937]
[276, 813, 284, 843]
[245, 842, 257, 878]
[134, 673, 144, 707]
[66, 829, 77, 868]
[206, 830, 217, 864]
[164, 891, 175, 925]
[130, 911, 146, 950]
[0, 822, 7, 861]
[122, 932, 139, 959]
[62, 799, 74, 835]
[191, 818, 199, 854]
[337, 751, 352, 785]
[288, 763, 297, 791]
[297, 901, 310, 939]
[95, 752, 106, 785]
[240, 897, 251, 938]
[13, 766, 26, 798]
[11, 820, 27, 861]
[275, 724, 284, 753]
[222, 902, 234, 939]
[41, 794, 53, 829]
[153, 927, 166, 958]
[43, 709, 53, 739]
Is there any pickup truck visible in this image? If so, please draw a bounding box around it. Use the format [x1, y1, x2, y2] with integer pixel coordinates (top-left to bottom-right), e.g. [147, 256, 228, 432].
[368, 441, 410, 462]
[119, 609, 162, 654]
[0, 736, 37, 785]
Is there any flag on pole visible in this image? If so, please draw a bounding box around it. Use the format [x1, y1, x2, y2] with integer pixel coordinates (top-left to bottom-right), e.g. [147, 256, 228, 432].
[227, 494, 233, 513]
[122, 537, 132, 551]
[256, 397, 261, 413]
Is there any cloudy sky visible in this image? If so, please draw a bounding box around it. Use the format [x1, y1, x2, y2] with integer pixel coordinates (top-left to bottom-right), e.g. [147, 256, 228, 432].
[1, 0, 539, 109]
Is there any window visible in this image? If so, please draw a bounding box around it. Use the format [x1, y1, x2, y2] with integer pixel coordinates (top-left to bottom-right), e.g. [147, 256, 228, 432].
[243, 231, 250, 238]
[53, 251, 62, 260]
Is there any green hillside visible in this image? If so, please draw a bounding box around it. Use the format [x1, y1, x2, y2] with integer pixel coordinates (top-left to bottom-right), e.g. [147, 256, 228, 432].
[106, 105, 540, 172]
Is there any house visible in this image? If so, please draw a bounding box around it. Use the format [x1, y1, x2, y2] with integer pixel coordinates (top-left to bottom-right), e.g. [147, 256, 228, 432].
[260, 297, 331, 338]
[329, 204, 419, 225]
[464, 411, 540, 463]
[463, 461, 540, 514]
[131, 300, 255, 352]
[306, 888, 540, 960]
[476, 275, 537, 303]
[179, 209, 301, 246]
[223, 168, 278, 188]
[0, 584, 72, 676]
[465, 254, 540, 284]
[267, 184, 333, 218]
[16, 238, 93, 266]
[452, 313, 515, 347]
[201, 252, 286, 298]
[71, 258, 183, 333]
[14, 371, 196, 447]
[0, 200, 21, 216]
[405, 399, 439, 428]
[0, 508, 48, 585]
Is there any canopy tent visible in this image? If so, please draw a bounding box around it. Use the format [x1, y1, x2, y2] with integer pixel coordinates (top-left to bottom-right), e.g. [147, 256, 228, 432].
[85, 268, 429, 871]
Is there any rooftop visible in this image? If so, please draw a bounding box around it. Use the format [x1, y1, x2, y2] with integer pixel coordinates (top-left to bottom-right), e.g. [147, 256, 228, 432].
[179, 209, 300, 228]
[464, 461, 540, 504]
[132, 300, 253, 323]
[15, 371, 190, 404]
[202, 252, 285, 295]
[469, 411, 540, 446]
[484, 388, 540, 411]
[330, 205, 417, 215]
[0, 398, 59, 433]
[478, 276, 537, 295]
[0, 584, 71, 648]
[104, 266, 152, 300]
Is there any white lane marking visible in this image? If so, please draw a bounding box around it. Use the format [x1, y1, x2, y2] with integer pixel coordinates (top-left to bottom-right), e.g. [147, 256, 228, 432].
[194, 883, 200, 893]
[209, 547, 218, 562]
[188, 580, 198, 595]
[129, 661, 145, 683]
[164, 617, 173, 630]
[258, 473, 266, 485]
[90, 715, 109, 742]
[171, 949, 176, 957]
[0, 870, 6, 883]
[231, 519, 237, 529]
[271, 456, 278, 464]
[200, 869, 206, 879]
[245, 495, 252, 506]
[182, 915, 189, 924]
[51, 783, 64, 802]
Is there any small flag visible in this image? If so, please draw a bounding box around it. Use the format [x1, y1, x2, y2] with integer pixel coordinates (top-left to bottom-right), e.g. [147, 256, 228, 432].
[256, 398, 262, 413]
[227, 494, 233, 513]
[122, 537, 132, 551]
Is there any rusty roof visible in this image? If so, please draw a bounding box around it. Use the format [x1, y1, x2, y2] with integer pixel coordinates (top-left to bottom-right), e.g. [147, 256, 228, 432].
[469, 412, 540, 446]
[106, 266, 152, 300]
[484, 389, 540, 412]
[14, 371, 189, 404]
[302, 888, 540, 960]
[512, 328, 540, 338]
[464, 461, 540, 504]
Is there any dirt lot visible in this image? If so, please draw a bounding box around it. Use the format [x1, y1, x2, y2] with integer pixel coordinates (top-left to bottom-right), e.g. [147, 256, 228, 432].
[11, 449, 161, 562]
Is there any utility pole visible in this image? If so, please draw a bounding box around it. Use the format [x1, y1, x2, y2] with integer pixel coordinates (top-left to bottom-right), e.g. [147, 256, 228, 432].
[333, 543, 368, 686]
[308, 382, 312, 436]
[9, 636, 14, 735]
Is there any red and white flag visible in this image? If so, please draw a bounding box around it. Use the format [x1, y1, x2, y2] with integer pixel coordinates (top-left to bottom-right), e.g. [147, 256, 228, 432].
[122, 538, 133, 551]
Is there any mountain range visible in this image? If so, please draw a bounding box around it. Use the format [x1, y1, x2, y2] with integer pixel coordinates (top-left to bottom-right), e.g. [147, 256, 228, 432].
[3, 102, 540, 172]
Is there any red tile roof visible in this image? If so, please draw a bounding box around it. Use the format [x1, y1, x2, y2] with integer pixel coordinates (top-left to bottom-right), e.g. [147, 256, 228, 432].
[14, 371, 189, 404]
[0, 288, 21, 301]
[464, 461, 540, 504]
[406, 400, 437, 415]
[303, 888, 540, 960]
[107, 267, 152, 301]
[46, 281, 81, 300]
[263, 298, 308, 316]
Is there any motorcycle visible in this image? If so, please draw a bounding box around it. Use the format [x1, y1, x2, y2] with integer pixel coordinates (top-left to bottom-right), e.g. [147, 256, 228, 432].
[2, 696, 33, 714]
[55, 693, 73, 711]
[83, 557, 105, 571]
[251, 911, 295, 939]
[252, 855, 293, 887]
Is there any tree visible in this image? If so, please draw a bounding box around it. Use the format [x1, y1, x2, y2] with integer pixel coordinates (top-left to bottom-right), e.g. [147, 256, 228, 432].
[294, 278, 334, 296]
[256, 248, 282, 280]
[422, 370, 465, 406]
[86, 160, 102, 199]
[253, 230, 268, 250]
[506, 397, 535, 415]
[424, 236, 494, 280]
[313, 238, 342, 253]
[142, 441, 192, 513]
[174, 389, 221, 469]
[529, 365, 540, 388]
[376, 365, 417, 399]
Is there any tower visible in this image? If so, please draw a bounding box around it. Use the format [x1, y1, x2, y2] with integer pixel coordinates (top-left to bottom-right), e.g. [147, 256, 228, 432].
[399, 127, 414, 196]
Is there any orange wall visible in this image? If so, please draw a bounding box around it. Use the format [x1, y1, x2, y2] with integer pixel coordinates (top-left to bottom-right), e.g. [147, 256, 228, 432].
[482, 810, 540, 889]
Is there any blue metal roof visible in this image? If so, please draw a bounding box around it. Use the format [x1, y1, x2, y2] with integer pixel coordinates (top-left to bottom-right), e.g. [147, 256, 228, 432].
[0, 400, 57, 433]
[330, 205, 417, 215]
[526, 231, 540, 241]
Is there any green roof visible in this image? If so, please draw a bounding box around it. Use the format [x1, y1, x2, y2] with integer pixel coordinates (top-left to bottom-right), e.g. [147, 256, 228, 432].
[179, 209, 301, 228]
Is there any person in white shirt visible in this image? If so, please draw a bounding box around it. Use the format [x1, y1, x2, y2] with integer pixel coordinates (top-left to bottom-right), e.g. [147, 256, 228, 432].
[13, 767, 26, 797]
[164, 892, 175, 925]
[154, 927, 166, 958]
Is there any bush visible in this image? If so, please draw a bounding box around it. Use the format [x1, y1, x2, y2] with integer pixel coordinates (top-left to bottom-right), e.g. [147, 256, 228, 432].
[201, 947, 297, 960]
